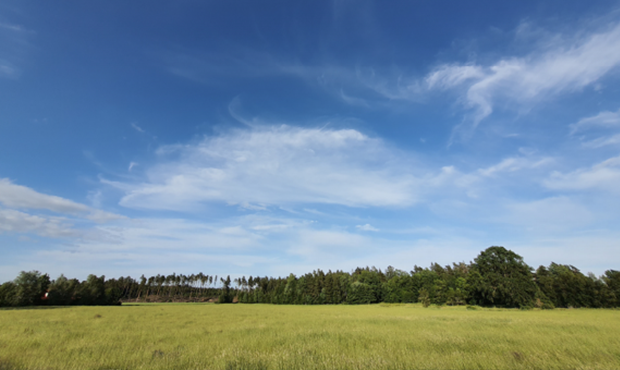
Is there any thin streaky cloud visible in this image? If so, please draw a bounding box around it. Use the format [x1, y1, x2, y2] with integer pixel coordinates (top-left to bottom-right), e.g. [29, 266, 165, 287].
[0, 178, 123, 222]
[582, 133, 620, 148]
[108, 125, 430, 210]
[570, 108, 620, 134]
[0, 178, 91, 214]
[477, 156, 554, 177]
[544, 155, 620, 193]
[356, 224, 379, 232]
[131, 122, 145, 133]
[0, 63, 16, 78]
[431, 22, 620, 134]
[425, 64, 485, 90]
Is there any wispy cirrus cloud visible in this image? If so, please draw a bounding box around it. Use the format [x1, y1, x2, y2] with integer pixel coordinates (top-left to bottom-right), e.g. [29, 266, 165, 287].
[425, 22, 620, 139]
[425, 64, 485, 90]
[102, 122, 568, 216]
[104, 125, 439, 210]
[162, 18, 620, 144]
[477, 155, 553, 177]
[0, 178, 124, 224]
[434, 152, 555, 199]
[162, 46, 424, 108]
[0, 179, 125, 230]
[0, 216, 380, 281]
[131, 122, 145, 133]
[311, 20, 620, 142]
[0, 60, 17, 78]
[570, 108, 620, 148]
[582, 133, 620, 148]
[356, 223, 379, 232]
[0, 20, 34, 79]
[570, 108, 620, 134]
[0, 178, 93, 214]
[544, 155, 620, 193]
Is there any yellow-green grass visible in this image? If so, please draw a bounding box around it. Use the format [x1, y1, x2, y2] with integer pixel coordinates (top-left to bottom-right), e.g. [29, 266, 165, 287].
[1, 304, 620, 370]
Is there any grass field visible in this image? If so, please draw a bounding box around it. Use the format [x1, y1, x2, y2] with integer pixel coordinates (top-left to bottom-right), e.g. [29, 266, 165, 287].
[1, 303, 619, 370]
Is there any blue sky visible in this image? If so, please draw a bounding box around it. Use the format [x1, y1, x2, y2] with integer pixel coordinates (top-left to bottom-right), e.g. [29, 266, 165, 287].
[2, 0, 620, 282]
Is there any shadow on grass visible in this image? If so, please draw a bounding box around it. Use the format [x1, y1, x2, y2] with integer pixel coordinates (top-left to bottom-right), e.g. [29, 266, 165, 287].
[121, 302, 216, 307]
[0, 306, 72, 311]
[225, 356, 268, 370]
[0, 302, 207, 310]
[0, 358, 22, 370]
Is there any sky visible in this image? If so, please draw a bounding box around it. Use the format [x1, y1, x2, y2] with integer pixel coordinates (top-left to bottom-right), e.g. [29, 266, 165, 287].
[1, 0, 620, 282]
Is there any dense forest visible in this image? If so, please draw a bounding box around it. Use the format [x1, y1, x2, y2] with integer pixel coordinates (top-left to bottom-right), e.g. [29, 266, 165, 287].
[2, 247, 619, 309]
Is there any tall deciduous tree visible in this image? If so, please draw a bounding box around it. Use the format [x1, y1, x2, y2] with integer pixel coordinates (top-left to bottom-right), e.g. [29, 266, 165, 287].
[470, 246, 537, 308]
[14, 271, 50, 306]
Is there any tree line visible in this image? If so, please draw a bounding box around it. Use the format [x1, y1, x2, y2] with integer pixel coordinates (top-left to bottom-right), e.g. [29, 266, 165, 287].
[1, 247, 619, 309]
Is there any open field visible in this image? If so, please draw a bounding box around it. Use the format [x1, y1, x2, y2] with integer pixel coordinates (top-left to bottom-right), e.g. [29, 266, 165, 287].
[1, 304, 620, 370]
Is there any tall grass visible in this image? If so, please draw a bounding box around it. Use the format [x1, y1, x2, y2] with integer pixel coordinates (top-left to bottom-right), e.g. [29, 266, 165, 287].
[1, 304, 619, 369]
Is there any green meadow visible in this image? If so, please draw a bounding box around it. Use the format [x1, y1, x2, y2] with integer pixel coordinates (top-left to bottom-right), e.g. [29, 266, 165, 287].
[1, 303, 619, 370]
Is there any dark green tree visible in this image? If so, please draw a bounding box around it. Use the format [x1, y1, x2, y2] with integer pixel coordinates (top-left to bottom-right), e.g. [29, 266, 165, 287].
[218, 275, 233, 303]
[603, 270, 620, 306]
[346, 281, 375, 304]
[48, 275, 77, 305]
[470, 246, 536, 308]
[0, 282, 17, 307]
[14, 271, 50, 306]
[283, 274, 297, 304]
[418, 288, 431, 307]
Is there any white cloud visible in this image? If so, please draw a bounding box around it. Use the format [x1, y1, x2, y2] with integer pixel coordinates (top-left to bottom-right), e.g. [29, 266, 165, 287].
[4, 215, 380, 279]
[544, 155, 620, 193]
[339, 89, 371, 107]
[87, 190, 103, 208]
[425, 64, 485, 90]
[570, 109, 620, 148]
[570, 108, 620, 134]
[163, 48, 424, 107]
[131, 122, 145, 133]
[427, 22, 620, 129]
[0, 215, 393, 281]
[356, 223, 379, 232]
[0, 21, 34, 80]
[0, 208, 78, 238]
[0, 178, 124, 222]
[4, 213, 618, 282]
[0, 178, 91, 213]
[163, 20, 620, 125]
[582, 133, 620, 148]
[0, 60, 17, 78]
[86, 209, 125, 223]
[352, 67, 423, 102]
[0, 22, 26, 32]
[115, 219, 261, 250]
[108, 125, 434, 210]
[477, 156, 553, 177]
[424, 154, 554, 201]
